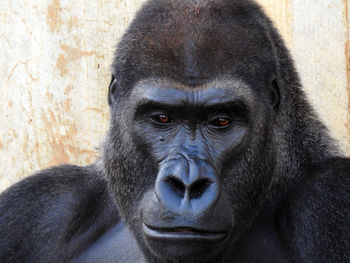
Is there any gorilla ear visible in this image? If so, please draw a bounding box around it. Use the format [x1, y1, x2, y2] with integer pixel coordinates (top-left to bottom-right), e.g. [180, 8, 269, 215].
[269, 77, 280, 111]
[108, 75, 117, 106]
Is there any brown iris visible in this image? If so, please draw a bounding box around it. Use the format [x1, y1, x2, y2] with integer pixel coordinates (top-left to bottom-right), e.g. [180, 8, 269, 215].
[158, 114, 170, 123]
[219, 118, 230, 126]
[213, 118, 231, 127]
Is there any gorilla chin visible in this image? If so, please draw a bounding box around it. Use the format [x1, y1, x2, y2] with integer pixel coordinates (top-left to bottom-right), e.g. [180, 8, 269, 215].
[140, 184, 233, 260]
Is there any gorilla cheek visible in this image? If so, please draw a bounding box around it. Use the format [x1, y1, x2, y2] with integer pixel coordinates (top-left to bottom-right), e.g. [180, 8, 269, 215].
[108, 137, 157, 222]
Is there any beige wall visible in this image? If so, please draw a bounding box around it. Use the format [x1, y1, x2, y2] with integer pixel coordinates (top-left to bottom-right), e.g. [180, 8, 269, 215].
[0, 0, 349, 192]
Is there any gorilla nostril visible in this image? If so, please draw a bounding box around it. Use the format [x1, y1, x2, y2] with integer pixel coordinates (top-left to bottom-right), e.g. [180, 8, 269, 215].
[165, 177, 186, 198]
[189, 179, 211, 199]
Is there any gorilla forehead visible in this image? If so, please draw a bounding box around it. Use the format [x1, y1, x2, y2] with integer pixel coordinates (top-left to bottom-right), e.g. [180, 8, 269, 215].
[113, 0, 276, 89]
[129, 78, 256, 108]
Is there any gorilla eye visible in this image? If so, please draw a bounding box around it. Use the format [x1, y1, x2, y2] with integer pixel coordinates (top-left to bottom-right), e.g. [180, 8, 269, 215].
[210, 118, 232, 128]
[151, 114, 172, 124]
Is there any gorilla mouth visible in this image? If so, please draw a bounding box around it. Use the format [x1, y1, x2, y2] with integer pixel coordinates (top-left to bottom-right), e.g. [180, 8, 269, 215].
[143, 224, 227, 241]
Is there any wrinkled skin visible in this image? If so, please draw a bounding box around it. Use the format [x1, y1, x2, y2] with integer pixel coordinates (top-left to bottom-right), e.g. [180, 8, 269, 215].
[1, 0, 350, 263]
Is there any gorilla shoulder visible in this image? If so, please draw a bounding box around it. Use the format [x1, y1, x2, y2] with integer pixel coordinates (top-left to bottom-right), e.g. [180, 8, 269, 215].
[0, 164, 120, 263]
[287, 157, 350, 261]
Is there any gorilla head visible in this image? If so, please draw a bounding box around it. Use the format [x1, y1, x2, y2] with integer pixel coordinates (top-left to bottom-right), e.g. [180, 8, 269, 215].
[102, 0, 338, 262]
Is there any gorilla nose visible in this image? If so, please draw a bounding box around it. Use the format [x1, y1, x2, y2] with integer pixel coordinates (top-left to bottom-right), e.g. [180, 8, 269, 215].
[165, 176, 211, 199]
[155, 156, 220, 214]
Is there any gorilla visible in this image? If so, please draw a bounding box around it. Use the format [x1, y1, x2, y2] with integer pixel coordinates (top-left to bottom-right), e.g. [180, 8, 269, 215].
[1, 0, 349, 262]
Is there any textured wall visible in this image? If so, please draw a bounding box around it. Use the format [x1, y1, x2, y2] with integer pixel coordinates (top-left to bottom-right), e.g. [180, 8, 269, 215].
[0, 0, 349, 192]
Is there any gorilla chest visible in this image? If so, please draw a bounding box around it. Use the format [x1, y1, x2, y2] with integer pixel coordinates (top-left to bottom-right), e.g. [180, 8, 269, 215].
[71, 221, 146, 263]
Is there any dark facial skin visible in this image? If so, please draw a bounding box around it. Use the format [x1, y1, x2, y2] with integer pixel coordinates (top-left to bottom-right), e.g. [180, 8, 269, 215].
[108, 78, 276, 262]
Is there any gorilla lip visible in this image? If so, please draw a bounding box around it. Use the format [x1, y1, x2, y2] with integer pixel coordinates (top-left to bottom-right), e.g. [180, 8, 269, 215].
[143, 223, 227, 241]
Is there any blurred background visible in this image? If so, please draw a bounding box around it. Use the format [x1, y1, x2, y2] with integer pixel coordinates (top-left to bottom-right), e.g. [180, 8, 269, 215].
[0, 0, 349, 192]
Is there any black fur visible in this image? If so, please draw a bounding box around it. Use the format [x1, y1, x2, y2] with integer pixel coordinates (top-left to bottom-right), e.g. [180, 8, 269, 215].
[1, 0, 349, 262]
[0, 164, 119, 262]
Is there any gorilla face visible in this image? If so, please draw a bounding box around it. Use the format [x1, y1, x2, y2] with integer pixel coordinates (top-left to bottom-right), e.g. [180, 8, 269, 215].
[104, 77, 278, 262]
[103, 0, 284, 262]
